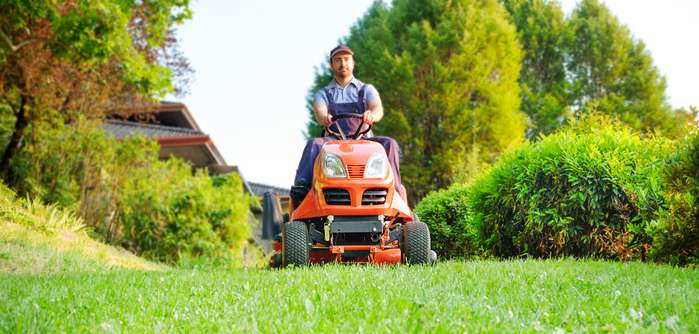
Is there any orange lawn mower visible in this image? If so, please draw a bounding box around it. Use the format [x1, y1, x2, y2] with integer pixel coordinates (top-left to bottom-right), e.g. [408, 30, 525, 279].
[269, 114, 437, 267]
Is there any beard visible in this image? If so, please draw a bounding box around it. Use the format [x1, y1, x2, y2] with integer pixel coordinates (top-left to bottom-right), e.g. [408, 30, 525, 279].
[335, 67, 352, 79]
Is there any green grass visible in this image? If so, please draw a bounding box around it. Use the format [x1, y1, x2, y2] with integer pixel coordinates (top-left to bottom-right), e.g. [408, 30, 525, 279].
[0, 222, 164, 273]
[1, 260, 696, 333]
[0, 185, 164, 273]
[1, 184, 696, 332]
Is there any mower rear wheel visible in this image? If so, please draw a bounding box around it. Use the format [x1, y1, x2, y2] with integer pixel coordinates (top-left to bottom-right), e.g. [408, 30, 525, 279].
[283, 220, 309, 266]
[403, 221, 431, 265]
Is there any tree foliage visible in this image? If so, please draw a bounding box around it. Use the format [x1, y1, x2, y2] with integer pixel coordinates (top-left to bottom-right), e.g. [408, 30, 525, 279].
[565, 0, 682, 137]
[500, 0, 571, 138]
[306, 0, 692, 202]
[0, 1, 260, 266]
[307, 0, 526, 202]
[0, 0, 192, 183]
[503, 0, 690, 138]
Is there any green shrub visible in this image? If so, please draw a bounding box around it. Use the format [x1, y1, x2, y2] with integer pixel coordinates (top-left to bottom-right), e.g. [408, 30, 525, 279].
[117, 159, 251, 265]
[8, 119, 253, 265]
[469, 116, 673, 259]
[416, 115, 678, 261]
[10, 118, 158, 210]
[414, 183, 479, 258]
[652, 133, 699, 265]
[10, 118, 158, 239]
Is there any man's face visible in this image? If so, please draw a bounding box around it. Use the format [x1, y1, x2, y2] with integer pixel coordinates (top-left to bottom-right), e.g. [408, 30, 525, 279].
[331, 53, 354, 78]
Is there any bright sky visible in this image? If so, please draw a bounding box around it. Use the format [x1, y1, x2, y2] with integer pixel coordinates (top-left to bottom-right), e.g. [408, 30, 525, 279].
[177, 0, 699, 188]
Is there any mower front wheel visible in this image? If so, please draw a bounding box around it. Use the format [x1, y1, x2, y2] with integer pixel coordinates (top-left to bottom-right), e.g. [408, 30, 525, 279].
[283, 220, 309, 266]
[402, 221, 432, 265]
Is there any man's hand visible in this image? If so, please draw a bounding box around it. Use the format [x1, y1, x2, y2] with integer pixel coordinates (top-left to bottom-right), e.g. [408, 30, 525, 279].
[365, 97, 383, 125]
[363, 112, 375, 125]
[320, 113, 333, 127]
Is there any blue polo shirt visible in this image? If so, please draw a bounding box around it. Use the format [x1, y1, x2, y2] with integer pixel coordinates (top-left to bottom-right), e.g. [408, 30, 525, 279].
[313, 77, 380, 108]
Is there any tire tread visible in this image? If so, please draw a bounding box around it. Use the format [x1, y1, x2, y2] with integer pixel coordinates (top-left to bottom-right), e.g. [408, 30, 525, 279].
[284, 221, 309, 266]
[404, 221, 431, 264]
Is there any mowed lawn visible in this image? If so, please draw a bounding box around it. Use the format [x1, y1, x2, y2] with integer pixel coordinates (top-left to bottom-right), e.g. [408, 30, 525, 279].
[1, 260, 696, 333]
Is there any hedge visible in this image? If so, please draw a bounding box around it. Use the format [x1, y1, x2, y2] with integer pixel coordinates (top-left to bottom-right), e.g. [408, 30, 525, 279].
[417, 116, 682, 261]
[651, 133, 699, 265]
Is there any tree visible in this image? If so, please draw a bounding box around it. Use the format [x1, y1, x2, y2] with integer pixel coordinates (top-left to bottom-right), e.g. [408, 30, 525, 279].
[0, 0, 192, 184]
[500, 0, 571, 139]
[500, 0, 691, 139]
[307, 0, 526, 202]
[566, 0, 683, 137]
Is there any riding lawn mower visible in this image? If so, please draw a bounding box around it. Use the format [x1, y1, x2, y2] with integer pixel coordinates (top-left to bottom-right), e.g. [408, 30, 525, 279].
[269, 114, 436, 267]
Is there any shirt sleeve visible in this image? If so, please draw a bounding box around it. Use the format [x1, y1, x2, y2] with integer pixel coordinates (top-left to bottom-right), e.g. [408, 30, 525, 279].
[364, 84, 380, 103]
[314, 89, 328, 106]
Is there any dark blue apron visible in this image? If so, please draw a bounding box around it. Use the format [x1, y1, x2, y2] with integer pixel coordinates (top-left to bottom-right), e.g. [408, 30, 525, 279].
[324, 84, 370, 137]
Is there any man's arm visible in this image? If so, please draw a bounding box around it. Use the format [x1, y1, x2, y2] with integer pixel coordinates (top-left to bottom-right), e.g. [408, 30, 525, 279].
[364, 85, 383, 125]
[365, 97, 383, 124]
[313, 101, 333, 127]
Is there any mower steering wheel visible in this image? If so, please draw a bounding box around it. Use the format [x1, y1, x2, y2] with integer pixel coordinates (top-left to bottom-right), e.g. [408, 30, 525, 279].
[325, 113, 372, 140]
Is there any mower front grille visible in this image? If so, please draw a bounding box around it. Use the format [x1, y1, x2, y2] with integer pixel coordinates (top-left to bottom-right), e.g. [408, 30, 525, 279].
[347, 164, 365, 179]
[362, 188, 388, 205]
[323, 188, 350, 205]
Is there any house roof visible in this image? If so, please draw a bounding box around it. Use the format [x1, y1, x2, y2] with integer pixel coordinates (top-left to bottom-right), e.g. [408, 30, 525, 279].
[249, 182, 290, 197]
[102, 120, 202, 139]
[111, 101, 201, 130]
[103, 119, 229, 169]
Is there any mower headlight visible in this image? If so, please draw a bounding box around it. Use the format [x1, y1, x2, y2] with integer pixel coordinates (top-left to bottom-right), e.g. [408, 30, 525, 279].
[364, 153, 388, 178]
[323, 153, 347, 178]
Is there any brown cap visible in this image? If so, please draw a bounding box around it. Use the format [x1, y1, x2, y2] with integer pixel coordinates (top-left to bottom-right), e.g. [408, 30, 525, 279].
[330, 45, 354, 59]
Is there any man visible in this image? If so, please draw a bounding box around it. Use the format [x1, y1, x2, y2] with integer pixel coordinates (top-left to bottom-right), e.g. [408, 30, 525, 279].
[292, 45, 403, 205]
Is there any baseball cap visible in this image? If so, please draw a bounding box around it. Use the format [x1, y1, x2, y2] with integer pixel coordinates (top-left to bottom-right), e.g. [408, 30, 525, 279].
[330, 45, 354, 59]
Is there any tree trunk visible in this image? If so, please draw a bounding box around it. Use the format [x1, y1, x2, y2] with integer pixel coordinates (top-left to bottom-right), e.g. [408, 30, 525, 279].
[0, 95, 28, 183]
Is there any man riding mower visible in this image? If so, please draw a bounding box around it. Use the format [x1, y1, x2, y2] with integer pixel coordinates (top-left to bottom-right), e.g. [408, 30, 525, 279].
[269, 113, 437, 267]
